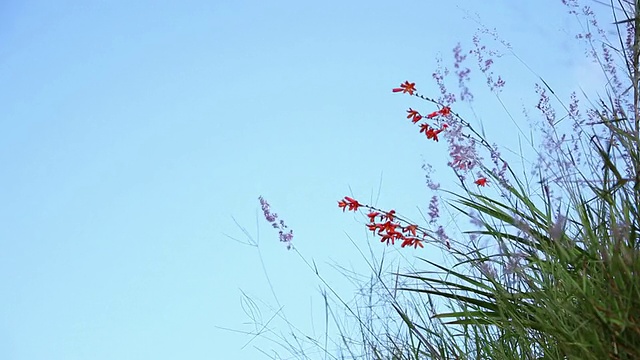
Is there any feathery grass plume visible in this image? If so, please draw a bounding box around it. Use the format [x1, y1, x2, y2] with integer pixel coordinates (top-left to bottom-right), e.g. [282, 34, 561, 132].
[259, 196, 293, 250]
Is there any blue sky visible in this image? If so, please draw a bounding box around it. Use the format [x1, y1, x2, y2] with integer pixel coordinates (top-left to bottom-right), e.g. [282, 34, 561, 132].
[0, 1, 610, 359]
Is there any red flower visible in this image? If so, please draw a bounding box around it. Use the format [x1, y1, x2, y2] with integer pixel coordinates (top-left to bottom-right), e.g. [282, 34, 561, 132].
[475, 177, 488, 186]
[380, 231, 403, 246]
[338, 196, 361, 211]
[392, 81, 416, 95]
[426, 106, 451, 119]
[366, 211, 380, 223]
[402, 224, 418, 236]
[420, 124, 446, 142]
[401, 237, 424, 249]
[430, 128, 446, 141]
[377, 220, 397, 234]
[406, 108, 423, 123]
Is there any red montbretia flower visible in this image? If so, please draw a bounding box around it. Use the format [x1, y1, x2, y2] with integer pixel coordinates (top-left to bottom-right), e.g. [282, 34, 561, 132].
[419, 124, 447, 142]
[402, 224, 418, 236]
[427, 106, 451, 119]
[338, 196, 361, 212]
[475, 177, 488, 186]
[392, 81, 416, 95]
[401, 237, 424, 249]
[366, 211, 380, 223]
[425, 127, 445, 142]
[406, 108, 423, 123]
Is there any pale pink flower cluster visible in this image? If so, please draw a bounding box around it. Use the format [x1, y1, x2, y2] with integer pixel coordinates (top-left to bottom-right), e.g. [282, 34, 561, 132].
[259, 196, 293, 250]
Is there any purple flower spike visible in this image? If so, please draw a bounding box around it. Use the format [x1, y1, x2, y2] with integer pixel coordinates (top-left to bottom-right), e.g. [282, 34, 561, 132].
[259, 196, 294, 250]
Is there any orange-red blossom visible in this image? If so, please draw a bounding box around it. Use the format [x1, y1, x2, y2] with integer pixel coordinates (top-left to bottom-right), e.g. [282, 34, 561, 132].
[406, 108, 423, 123]
[474, 177, 488, 186]
[392, 81, 416, 95]
[338, 196, 361, 212]
[419, 123, 448, 142]
[426, 106, 451, 118]
[338, 197, 424, 249]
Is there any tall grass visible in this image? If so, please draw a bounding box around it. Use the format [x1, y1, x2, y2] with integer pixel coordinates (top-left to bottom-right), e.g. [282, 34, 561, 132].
[244, 1, 640, 359]
[388, 1, 640, 358]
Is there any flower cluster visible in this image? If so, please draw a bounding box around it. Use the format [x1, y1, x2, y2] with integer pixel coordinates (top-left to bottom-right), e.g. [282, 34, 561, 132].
[335, 83, 495, 252]
[407, 106, 450, 142]
[338, 197, 426, 249]
[394, 82, 488, 185]
[259, 196, 293, 250]
[396, 83, 451, 143]
[420, 122, 448, 142]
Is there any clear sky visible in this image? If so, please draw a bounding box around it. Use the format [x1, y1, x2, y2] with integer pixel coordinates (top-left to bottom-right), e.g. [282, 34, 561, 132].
[0, 1, 610, 359]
